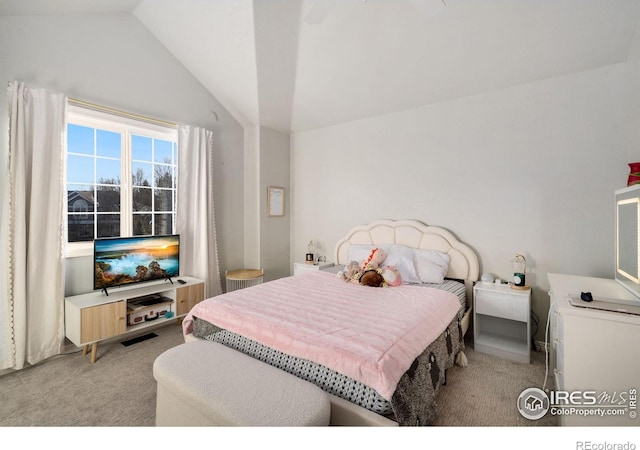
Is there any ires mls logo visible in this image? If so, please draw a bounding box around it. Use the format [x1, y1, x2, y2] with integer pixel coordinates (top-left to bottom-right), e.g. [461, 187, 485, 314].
[518, 387, 638, 420]
[517, 388, 550, 420]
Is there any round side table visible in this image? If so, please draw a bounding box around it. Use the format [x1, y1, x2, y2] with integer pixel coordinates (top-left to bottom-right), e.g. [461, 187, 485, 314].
[225, 268, 264, 292]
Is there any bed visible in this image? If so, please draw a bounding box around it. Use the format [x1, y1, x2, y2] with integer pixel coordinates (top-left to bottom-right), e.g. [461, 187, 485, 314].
[182, 219, 479, 426]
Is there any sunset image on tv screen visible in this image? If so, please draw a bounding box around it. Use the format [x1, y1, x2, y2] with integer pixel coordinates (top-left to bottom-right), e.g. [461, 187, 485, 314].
[94, 235, 179, 290]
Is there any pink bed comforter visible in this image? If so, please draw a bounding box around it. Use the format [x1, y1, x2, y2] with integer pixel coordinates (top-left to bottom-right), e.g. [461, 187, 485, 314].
[182, 271, 461, 400]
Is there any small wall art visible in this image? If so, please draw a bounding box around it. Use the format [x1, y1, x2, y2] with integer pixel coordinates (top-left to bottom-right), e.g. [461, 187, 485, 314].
[267, 186, 285, 217]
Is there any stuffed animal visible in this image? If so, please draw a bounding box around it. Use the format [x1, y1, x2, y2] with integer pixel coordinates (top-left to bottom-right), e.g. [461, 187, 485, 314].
[359, 269, 386, 287]
[380, 266, 402, 287]
[338, 248, 402, 288]
[362, 247, 387, 272]
[337, 260, 362, 284]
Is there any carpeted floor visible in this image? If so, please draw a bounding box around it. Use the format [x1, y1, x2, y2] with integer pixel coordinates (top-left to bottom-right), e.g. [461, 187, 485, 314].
[0, 323, 185, 427]
[0, 322, 556, 427]
[434, 342, 557, 426]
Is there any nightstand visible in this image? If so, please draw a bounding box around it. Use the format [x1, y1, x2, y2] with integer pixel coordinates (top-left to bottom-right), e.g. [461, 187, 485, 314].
[293, 262, 334, 275]
[473, 282, 531, 363]
[225, 268, 264, 292]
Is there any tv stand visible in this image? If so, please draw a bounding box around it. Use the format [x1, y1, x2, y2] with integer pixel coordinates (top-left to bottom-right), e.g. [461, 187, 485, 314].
[65, 276, 204, 364]
[101, 278, 175, 296]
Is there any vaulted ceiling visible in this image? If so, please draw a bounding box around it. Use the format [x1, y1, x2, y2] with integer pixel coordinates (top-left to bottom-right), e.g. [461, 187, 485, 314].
[2, 0, 640, 132]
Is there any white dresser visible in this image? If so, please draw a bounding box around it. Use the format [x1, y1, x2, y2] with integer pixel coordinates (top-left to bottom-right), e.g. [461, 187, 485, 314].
[547, 273, 640, 426]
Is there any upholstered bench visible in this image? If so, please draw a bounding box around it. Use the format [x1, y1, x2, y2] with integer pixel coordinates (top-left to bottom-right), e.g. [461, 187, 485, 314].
[153, 340, 331, 426]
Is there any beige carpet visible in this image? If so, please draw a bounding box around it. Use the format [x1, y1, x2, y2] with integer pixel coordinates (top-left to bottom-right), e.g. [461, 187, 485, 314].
[434, 342, 557, 426]
[0, 323, 556, 427]
[0, 323, 185, 427]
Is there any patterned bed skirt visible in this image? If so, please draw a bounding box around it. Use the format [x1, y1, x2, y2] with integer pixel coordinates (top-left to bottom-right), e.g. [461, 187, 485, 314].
[191, 316, 464, 426]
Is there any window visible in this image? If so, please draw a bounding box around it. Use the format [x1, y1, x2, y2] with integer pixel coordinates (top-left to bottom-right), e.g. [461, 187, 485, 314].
[66, 105, 178, 255]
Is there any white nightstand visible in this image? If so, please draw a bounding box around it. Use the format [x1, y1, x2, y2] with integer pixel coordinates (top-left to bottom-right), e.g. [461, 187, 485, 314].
[473, 282, 531, 363]
[293, 262, 334, 275]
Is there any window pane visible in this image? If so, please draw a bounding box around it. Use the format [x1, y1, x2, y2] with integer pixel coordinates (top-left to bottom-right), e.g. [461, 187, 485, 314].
[96, 157, 121, 185]
[173, 142, 177, 162]
[154, 164, 173, 188]
[173, 165, 177, 190]
[132, 213, 152, 236]
[66, 114, 177, 246]
[132, 135, 152, 161]
[96, 130, 121, 158]
[67, 214, 94, 242]
[133, 187, 152, 212]
[132, 162, 152, 187]
[97, 214, 120, 238]
[67, 124, 94, 155]
[155, 139, 173, 164]
[67, 155, 94, 184]
[154, 213, 173, 235]
[67, 184, 95, 214]
[154, 189, 172, 212]
[173, 180, 177, 212]
[97, 186, 120, 212]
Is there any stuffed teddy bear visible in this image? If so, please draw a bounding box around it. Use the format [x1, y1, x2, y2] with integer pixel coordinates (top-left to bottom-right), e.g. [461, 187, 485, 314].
[337, 260, 362, 284]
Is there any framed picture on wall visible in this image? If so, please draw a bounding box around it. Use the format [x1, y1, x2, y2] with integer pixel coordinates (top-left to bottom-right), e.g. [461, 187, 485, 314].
[267, 186, 285, 217]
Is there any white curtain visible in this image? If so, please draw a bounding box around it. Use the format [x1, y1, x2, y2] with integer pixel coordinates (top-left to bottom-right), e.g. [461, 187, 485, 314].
[0, 81, 67, 370]
[177, 125, 222, 299]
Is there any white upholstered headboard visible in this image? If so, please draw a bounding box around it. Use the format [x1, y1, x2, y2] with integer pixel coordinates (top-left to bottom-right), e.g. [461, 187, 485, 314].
[334, 220, 479, 306]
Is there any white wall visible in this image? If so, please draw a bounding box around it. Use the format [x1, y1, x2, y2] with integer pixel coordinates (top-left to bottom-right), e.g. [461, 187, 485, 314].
[243, 125, 261, 271]
[259, 127, 291, 282]
[628, 10, 640, 155]
[0, 13, 245, 296]
[238, 125, 291, 284]
[291, 62, 635, 342]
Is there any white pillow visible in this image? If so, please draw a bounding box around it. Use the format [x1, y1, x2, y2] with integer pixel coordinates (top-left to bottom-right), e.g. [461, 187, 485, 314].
[383, 245, 420, 283]
[413, 249, 450, 284]
[346, 245, 376, 264]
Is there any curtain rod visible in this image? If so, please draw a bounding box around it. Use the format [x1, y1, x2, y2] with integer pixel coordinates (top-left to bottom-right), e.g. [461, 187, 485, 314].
[7, 82, 179, 128]
[68, 97, 178, 128]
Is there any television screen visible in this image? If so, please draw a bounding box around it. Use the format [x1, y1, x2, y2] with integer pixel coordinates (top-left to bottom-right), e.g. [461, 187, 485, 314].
[94, 235, 180, 292]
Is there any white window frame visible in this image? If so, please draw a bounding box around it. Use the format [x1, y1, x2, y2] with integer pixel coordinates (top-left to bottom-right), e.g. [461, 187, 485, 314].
[65, 105, 178, 257]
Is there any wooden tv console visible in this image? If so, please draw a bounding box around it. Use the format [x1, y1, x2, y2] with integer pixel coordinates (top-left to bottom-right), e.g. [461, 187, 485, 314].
[64, 276, 204, 363]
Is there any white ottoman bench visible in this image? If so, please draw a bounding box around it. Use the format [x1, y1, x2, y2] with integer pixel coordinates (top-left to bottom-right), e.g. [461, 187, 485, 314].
[153, 340, 331, 426]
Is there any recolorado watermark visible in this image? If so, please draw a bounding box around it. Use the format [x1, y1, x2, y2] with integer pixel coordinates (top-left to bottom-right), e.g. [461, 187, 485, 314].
[517, 387, 637, 421]
[576, 442, 636, 450]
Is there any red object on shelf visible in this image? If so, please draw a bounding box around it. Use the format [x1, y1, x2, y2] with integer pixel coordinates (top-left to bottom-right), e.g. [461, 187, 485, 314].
[628, 163, 640, 186]
[629, 178, 640, 186]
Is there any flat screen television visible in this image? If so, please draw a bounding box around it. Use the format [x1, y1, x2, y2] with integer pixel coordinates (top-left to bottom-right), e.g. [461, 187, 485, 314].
[615, 185, 640, 299]
[94, 234, 180, 294]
